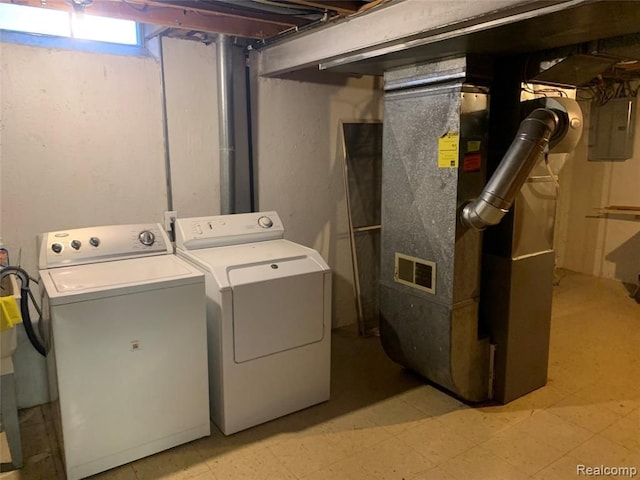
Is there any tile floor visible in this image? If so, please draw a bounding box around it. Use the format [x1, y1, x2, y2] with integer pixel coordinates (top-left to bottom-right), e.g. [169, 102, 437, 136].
[1, 269, 639, 479]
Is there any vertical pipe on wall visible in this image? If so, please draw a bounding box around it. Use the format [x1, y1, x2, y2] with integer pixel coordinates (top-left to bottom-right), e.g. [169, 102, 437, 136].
[158, 35, 174, 212]
[217, 34, 236, 214]
[245, 56, 256, 212]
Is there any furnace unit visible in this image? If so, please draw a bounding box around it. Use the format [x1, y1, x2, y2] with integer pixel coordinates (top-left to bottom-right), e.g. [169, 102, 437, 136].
[379, 56, 583, 403]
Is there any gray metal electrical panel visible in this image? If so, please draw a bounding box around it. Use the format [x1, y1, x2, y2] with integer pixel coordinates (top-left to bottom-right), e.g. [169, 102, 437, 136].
[589, 97, 636, 161]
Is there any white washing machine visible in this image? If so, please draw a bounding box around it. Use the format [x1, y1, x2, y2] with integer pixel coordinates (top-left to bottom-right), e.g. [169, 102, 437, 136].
[175, 212, 331, 435]
[38, 223, 210, 480]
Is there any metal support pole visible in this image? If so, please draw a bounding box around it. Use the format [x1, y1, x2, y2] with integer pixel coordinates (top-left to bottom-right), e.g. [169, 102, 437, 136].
[217, 34, 236, 214]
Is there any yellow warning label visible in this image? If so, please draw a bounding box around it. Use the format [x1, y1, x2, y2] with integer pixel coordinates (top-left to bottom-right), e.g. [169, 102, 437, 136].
[438, 131, 459, 168]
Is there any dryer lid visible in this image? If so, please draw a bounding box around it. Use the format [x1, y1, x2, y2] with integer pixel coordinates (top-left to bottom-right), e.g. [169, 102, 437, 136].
[178, 239, 330, 290]
[227, 256, 323, 286]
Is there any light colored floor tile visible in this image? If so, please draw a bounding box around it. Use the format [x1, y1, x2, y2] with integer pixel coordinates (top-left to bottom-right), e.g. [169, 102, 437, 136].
[434, 407, 512, 444]
[510, 409, 594, 453]
[572, 380, 640, 417]
[358, 396, 430, 435]
[207, 447, 295, 480]
[600, 407, 640, 453]
[192, 425, 270, 462]
[132, 442, 211, 480]
[90, 463, 138, 480]
[480, 425, 565, 475]
[0, 434, 10, 467]
[409, 465, 459, 480]
[546, 393, 626, 433]
[440, 445, 530, 480]
[547, 363, 604, 395]
[319, 423, 393, 460]
[267, 432, 347, 478]
[2, 270, 638, 480]
[398, 386, 466, 418]
[569, 434, 640, 467]
[307, 405, 380, 434]
[476, 401, 538, 427]
[531, 454, 586, 480]
[185, 472, 217, 480]
[351, 436, 436, 480]
[397, 417, 476, 466]
[301, 453, 380, 480]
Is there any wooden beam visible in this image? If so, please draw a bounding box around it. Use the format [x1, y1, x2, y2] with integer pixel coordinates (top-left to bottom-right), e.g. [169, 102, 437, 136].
[1, 0, 289, 38]
[130, 0, 308, 27]
[283, 0, 360, 16]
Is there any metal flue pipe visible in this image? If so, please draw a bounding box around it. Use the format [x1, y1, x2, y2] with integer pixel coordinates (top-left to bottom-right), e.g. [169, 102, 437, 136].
[461, 108, 558, 230]
[217, 34, 236, 214]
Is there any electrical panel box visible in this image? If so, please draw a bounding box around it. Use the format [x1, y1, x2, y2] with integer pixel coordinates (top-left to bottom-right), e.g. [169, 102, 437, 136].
[589, 97, 636, 161]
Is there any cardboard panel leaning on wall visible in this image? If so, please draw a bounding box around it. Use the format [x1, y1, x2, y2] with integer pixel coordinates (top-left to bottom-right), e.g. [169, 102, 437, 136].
[249, 55, 383, 328]
[0, 40, 166, 406]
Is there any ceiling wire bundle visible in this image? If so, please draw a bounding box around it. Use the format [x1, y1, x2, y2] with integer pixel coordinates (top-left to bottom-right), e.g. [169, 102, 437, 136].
[577, 77, 640, 105]
[521, 83, 569, 98]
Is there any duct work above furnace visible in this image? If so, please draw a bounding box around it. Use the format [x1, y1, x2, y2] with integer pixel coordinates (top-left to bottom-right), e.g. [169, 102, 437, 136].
[461, 97, 583, 230]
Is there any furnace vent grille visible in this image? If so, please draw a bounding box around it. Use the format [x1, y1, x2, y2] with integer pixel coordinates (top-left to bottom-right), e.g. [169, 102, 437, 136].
[394, 253, 436, 294]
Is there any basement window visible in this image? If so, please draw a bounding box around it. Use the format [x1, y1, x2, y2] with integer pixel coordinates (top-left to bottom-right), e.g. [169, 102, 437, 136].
[0, 3, 141, 52]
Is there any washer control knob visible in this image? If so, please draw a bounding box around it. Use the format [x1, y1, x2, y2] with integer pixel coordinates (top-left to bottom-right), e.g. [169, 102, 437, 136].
[258, 216, 273, 229]
[89, 237, 100, 247]
[71, 240, 82, 250]
[51, 243, 63, 254]
[138, 230, 155, 246]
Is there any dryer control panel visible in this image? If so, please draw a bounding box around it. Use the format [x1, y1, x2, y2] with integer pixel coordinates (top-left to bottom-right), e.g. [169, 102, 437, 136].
[38, 223, 171, 269]
[175, 211, 285, 250]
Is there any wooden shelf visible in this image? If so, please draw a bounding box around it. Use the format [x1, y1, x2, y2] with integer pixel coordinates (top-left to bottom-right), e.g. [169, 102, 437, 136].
[594, 205, 640, 219]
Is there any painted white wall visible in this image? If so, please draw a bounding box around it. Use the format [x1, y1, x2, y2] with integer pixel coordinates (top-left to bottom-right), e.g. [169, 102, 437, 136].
[163, 36, 252, 216]
[251, 65, 383, 328]
[0, 37, 222, 407]
[0, 36, 383, 408]
[162, 37, 220, 217]
[1, 41, 167, 407]
[1, 43, 167, 271]
[555, 95, 640, 284]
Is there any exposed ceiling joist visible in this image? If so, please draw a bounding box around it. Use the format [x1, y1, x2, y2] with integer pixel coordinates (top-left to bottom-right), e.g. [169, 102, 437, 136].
[283, 0, 361, 16]
[1, 0, 309, 38]
[134, 0, 307, 27]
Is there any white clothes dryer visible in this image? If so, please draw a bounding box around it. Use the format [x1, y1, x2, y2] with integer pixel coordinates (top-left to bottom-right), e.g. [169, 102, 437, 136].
[38, 223, 209, 480]
[175, 212, 331, 435]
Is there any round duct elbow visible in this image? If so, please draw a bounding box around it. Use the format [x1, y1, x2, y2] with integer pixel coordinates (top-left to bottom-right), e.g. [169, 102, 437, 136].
[460, 108, 559, 231]
[460, 199, 507, 230]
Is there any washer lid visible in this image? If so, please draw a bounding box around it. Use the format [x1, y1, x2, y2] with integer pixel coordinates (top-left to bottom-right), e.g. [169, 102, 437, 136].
[40, 255, 204, 305]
